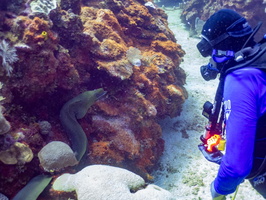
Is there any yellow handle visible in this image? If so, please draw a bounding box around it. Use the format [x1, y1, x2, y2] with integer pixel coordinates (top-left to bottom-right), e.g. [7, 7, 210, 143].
[218, 139, 226, 151]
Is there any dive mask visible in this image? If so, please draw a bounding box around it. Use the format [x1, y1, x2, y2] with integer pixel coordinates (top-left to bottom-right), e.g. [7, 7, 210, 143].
[197, 36, 213, 57]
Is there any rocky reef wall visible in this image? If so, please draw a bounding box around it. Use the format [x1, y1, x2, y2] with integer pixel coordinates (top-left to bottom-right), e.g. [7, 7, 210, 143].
[181, 0, 266, 40]
[0, 0, 187, 198]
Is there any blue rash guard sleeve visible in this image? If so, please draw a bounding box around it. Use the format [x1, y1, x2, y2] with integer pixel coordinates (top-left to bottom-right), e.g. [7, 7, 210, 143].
[214, 68, 266, 195]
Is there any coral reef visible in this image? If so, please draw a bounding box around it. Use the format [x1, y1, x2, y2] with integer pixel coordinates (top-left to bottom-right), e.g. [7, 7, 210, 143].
[180, 0, 266, 40]
[0, 0, 187, 199]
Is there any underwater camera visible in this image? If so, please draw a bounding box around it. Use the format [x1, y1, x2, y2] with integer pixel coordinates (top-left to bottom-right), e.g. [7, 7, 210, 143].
[200, 62, 219, 81]
[198, 101, 224, 164]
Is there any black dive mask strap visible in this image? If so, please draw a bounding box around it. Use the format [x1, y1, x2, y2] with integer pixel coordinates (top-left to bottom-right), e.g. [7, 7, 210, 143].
[199, 17, 255, 58]
[204, 17, 252, 48]
[202, 33, 230, 49]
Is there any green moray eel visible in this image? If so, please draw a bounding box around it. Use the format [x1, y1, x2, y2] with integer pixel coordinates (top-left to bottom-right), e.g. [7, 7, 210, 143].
[12, 89, 105, 200]
[60, 88, 106, 161]
[12, 174, 52, 200]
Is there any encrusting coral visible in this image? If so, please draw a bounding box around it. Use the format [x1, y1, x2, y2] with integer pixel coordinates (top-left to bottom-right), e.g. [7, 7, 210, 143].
[0, 142, 33, 165]
[0, 0, 187, 199]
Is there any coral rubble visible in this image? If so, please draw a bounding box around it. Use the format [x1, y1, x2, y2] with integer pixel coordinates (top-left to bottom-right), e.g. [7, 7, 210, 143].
[0, 0, 187, 199]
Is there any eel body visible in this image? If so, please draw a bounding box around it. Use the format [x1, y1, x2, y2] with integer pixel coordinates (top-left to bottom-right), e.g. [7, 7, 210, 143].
[60, 88, 106, 161]
[12, 175, 52, 200]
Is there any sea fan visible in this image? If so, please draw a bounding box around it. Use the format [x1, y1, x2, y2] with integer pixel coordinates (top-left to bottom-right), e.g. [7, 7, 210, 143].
[0, 40, 19, 76]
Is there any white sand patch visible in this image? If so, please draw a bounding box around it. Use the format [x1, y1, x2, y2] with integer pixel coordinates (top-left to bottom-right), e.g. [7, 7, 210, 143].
[152, 8, 264, 200]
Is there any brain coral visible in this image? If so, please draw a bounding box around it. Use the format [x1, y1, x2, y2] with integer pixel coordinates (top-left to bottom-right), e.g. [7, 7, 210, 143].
[53, 165, 174, 200]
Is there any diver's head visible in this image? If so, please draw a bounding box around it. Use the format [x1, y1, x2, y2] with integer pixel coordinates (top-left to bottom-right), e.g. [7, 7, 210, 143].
[197, 9, 254, 58]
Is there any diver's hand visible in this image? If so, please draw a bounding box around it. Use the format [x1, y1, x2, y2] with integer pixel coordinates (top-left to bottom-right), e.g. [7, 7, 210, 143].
[211, 181, 226, 200]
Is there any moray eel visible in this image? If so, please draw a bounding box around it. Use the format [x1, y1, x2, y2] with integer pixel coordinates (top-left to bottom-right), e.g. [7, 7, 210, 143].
[12, 175, 52, 200]
[60, 88, 106, 161]
[13, 89, 105, 200]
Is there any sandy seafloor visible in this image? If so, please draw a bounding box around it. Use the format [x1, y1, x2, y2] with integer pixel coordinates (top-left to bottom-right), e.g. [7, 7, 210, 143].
[152, 9, 264, 200]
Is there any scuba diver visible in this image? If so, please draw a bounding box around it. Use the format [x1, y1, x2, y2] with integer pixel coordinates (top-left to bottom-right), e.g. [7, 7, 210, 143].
[196, 9, 266, 200]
